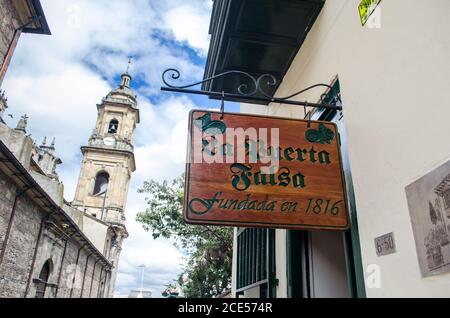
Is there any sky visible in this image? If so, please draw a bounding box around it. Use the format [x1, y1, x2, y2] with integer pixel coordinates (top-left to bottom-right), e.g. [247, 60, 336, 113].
[2, 0, 237, 298]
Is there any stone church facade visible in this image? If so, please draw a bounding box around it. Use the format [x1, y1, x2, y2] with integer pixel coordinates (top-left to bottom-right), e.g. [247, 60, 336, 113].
[0, 0, 139, 299]
[0, 69, 139, 297]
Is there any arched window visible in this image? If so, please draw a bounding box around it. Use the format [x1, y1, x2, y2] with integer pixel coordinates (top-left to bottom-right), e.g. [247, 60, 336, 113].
[35, 260, 52, 298]
[108, 119, 119, 134]
[93, 172, 109, 196]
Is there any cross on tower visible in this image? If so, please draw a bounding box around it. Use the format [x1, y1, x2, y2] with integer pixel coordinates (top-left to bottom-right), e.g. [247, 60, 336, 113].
[126, 57, 132, 74]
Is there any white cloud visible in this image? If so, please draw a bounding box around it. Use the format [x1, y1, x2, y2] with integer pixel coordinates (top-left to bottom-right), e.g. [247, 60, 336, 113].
[4, 66, 108, 149]
[163, 4, 212, 57]
[133, 96, 194, 184]
[8, 0, 208, 93]
[2, 0, 213, 296]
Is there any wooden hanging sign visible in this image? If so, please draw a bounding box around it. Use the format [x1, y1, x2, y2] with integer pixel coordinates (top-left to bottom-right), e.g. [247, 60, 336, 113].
[183, 110, 350, 231]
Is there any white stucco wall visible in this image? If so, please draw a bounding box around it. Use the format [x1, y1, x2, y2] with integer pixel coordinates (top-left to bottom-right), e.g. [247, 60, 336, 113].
[275, 230, 288, 298]
[241, 0, 450, 297]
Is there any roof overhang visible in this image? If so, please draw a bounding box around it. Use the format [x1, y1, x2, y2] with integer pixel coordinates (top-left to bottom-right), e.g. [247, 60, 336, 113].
[203, 0, 325, 104]
[13, 0, 51, 35]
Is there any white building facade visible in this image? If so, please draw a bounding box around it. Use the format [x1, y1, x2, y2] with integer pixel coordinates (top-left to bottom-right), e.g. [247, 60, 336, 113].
[203, 0, 450, 298]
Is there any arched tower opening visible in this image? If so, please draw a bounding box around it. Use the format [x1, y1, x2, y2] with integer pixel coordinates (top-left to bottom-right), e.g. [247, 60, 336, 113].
[93, 171, 109, 196]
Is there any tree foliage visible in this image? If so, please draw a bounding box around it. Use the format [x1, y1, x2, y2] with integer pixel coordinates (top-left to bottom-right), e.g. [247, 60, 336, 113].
[136, 174, 233, 298]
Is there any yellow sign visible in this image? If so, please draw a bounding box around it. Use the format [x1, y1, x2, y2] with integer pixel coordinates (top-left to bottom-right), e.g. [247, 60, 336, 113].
[359, 0, 381, 26]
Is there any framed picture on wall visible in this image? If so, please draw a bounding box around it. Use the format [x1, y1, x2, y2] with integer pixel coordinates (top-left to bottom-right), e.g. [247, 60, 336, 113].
[406, 159, 450, 277]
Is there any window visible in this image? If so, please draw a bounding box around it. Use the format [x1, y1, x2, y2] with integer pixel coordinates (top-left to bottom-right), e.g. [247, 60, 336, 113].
[237, 228, 267, 290]
[93, 172, 109, 196]
[108, 119, 119, 134]
[35, 260, 52, 298]
[236, 228, 275, 297]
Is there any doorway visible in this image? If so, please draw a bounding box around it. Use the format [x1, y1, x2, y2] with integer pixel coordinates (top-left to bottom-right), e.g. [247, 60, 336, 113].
[35, 260, 52, 298]
[287, 78, 366, 298]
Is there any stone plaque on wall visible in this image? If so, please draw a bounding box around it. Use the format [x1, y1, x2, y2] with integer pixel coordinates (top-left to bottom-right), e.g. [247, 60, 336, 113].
[406, 159, 450, 277]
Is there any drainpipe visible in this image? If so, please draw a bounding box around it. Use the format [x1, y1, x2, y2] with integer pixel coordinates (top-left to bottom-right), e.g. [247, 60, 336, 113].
[100, 188, 108, 221]
[69, 243, 86, 298]
[55, 229, 73, 298]
[103, 270, 110, 298]
[88, 259, 100, 298]
[0, 187, 29, 268]
[97, 267, 104, 298]
[24, 212, 54, 298]
[0, 16, 41, 87]
[0, 29, 21, 87]
[80, 253, 92, 298]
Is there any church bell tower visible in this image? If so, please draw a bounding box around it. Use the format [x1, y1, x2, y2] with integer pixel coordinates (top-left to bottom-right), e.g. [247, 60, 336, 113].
[73, 61, 139, 296]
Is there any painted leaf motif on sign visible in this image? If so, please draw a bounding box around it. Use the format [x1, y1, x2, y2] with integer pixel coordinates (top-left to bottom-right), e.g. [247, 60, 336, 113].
[305, 123, 335, 144]
[194, 113, 226, 135]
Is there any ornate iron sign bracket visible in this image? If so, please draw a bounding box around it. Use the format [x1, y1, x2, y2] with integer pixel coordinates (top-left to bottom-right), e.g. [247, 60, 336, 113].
[161, 69, 342, 111]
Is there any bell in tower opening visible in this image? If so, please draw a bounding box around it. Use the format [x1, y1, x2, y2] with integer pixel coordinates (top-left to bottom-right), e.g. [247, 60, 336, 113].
[108, 119, 119, 134]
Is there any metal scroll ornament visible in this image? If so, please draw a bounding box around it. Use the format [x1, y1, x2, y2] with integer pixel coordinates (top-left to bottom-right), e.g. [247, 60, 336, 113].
[162, 68, 339, 106]
[162, 69, 259, 96]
